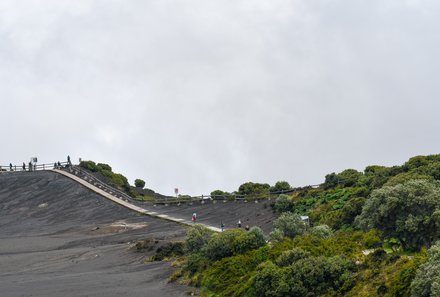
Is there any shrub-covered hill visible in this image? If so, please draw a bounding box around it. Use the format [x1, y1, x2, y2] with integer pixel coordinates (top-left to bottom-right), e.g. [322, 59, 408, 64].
[166, 154, 440, 297]
[78, 160, 171, 201]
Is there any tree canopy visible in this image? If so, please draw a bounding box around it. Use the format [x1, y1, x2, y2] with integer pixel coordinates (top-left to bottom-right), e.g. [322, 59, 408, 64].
[356, 179, 440, 250]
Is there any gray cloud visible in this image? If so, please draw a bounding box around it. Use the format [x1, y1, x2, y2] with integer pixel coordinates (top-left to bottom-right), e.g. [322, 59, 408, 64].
[1, 0, 440, 195]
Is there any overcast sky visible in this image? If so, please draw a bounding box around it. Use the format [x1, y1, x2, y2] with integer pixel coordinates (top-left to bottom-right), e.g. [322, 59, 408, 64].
[1, 0, 439, 195]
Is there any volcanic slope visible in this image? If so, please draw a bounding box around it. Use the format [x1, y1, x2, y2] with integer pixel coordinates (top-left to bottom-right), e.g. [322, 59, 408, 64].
[0, 171, 187, 297]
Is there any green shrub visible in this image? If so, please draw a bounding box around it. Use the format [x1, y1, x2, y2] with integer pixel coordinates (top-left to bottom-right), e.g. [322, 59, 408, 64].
[276, 248, 311, 267]
[202, 249, 268, 296]
[253, 261, 289, 297]
[210, 189, 233, 200]
[186, 225, 213, 253]
[270, 181, 292, 193]
[356, 180, 440, 250]
[233, 227, 266, 254]
[203, 230, 243, 262]
[96, 163, 112, 171]
[272, 212, 307, 238]
[273, 194, 293, 213]
[152, 242, 185, 261]
[270, 229, 284, 243]
[134, 178, 146, 188]
[310, 225, 333, 239]
[185, 252, 209, 275]
[80, 160, 98, 172]
[238, 182, 270, 196]
[384, 172, 433, 187]
[253, 255, 354, 297]
[411, 242, 440, 296]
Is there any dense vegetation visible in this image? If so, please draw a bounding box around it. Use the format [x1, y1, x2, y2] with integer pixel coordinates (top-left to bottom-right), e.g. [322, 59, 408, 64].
[210, 181, 294, 199]
[79, 160, 155, 200]
[169, 154, 440, 296]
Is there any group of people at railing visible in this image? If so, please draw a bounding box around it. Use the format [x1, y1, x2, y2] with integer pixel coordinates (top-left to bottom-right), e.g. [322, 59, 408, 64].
[0, 155, 72, 172]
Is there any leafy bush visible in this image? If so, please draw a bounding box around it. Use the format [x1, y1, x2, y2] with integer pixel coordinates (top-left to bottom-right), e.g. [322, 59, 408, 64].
[272, 212, 307, 238]
[80, 160, 99, 172]
[79, 160, 133, 196]
[273, 194, 293, 213]
[276, 248, 311, 267]
[253, 261, 289, 297]
[270, 228, 284, 243]
[201, 247, 269, 296]
[233, 227, 266, 254]
[203, 230, 242, 262]
[134, 178, 146, 188]
[253, 255, 354, 297]
[210, 189, 233, 200]
[270, 181, 292, 193]
[411, 242, 440, 296]
[96, 163, 112, 171]
[310, 225, 333, 239]
[356, 180, 440, 250]
[185, 252, 209, 275]
[152, 242, 185, 261]
[384, 172, 433, 187]
[186, 225, 213, 253]
[238, 182, 270, 196]
[324, 169, 363, 189]
[362, 165, 404, 189]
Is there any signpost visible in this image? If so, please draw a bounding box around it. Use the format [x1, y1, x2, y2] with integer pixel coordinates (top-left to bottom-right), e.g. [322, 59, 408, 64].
[30, 157, 38, 171]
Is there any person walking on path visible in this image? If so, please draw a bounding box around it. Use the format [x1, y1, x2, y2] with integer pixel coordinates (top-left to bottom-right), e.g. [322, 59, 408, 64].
[67, 155, 71, 166]
[9, 163, 12, 171]
[192, 213, 197, 223]
[22, 162, 26, 171]
[221, 221, 225, 232]
[237, 220, 242, 228]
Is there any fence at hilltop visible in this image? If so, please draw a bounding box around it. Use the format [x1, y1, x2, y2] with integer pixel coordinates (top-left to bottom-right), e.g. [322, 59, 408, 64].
[0, 160, 320, 205]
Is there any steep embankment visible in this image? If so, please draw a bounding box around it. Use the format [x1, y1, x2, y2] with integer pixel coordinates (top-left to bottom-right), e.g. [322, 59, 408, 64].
[0, 171, 187, 297]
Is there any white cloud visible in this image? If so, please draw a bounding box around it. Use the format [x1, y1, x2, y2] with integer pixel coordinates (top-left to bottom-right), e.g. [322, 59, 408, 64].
[1, 0, 440, 194]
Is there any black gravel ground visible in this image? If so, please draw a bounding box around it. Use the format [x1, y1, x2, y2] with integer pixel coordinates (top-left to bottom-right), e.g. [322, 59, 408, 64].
[0, 171, 187, 297]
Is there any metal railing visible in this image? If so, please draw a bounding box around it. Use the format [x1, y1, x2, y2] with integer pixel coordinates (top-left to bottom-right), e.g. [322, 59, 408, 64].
[1, 160, 322, 205]
[0, 161, 70, 172]
[66, 165, 134, 202]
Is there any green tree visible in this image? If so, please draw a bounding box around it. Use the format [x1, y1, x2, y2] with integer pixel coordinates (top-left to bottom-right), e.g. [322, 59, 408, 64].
[203, 229, 243, 262]
[272, 212, 307, 238]
[270, 181, 292, 193]
[384, 172, 433, 187]
[310, 225, 333, 239]
[233, 227, 266, 254]
[134, 178, 146, 188]
[186, 224, 213, 253]
[356, 180, 440, 250]
[238, 182, 270, 196]
[411, 241, 440, 296]
[253, 261, 289, 297]
[276, 248, 311, 267]
[210, 189, 232, 200]
[274, 194, 293, 213]
[97, 163, 112, 171]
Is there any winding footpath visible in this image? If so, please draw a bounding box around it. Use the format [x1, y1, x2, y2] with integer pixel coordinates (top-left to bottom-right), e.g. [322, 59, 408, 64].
[52, 169, 222, 232]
